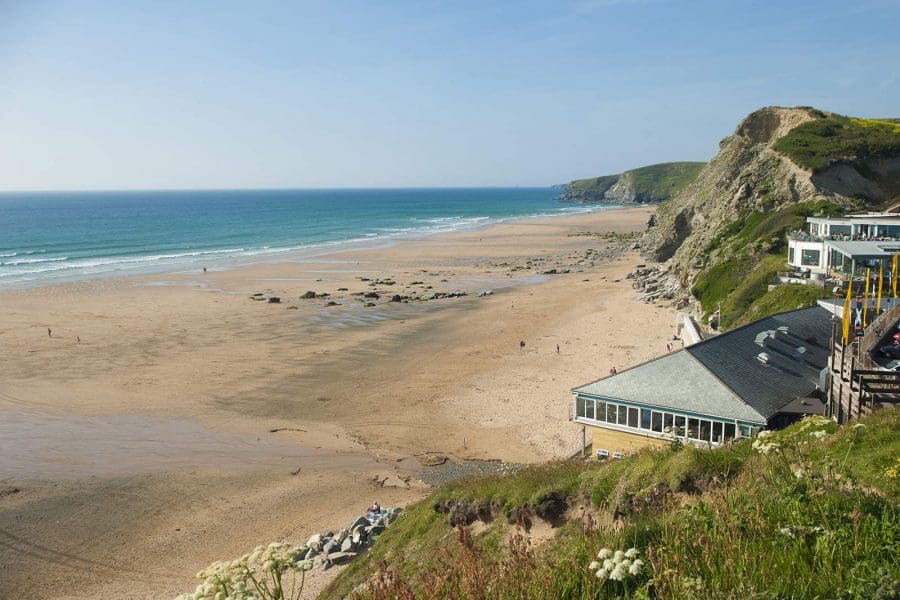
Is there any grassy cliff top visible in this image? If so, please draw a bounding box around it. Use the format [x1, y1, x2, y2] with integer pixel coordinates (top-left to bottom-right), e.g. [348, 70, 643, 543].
[323, 410, 899, 599]
[568, 161, 705, 201]
[774, 110, 900, 172]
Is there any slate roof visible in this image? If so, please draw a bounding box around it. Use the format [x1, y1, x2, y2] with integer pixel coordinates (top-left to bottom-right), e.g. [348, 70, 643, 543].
[686, 306, 833, 419]
[572, 306, 834, 424]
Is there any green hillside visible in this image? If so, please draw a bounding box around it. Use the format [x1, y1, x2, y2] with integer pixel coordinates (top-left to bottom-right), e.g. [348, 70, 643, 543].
[565, 162, 704, 203]
[628, 161, 705, 201]
[324, 411, 899, 599]
[774, 110, 900, 173]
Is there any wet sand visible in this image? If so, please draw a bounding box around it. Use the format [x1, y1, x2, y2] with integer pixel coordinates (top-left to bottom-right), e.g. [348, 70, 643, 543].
[0, 206, 677, 599]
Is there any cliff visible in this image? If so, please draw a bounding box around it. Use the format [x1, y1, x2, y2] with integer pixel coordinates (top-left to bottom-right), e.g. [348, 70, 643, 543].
[561, 161, 705, 204]
[640, 106, 900, 327]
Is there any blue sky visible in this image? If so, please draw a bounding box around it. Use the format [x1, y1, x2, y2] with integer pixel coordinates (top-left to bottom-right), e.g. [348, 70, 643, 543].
[0, 0, 897, 190]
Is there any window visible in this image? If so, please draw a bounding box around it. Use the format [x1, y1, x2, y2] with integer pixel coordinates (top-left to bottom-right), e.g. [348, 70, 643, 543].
[712, 422, 723, 444]
[640, 409, 652, 430]
[739, 424, 754, 438]
[688, 418, 700, 439]
[800, 248, 820, 267]
[595, 401, 605, 422]
[664, 414, 674, 430]
[628, 407, 639, 428]
[724, 423, 736, 441]
[585, 399, 595, 420]
[617, 404, 628, 425]
[789, 247, 795, 263]
[651, 411, 663, 432]
[607, 403, 617, 423]
[674, 415, 686, 437]
[699, 420, 711, 442]
[576, 397, 587, 419]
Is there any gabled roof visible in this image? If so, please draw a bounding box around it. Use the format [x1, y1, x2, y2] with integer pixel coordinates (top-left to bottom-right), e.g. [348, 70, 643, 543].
[572, 306, 833, 423]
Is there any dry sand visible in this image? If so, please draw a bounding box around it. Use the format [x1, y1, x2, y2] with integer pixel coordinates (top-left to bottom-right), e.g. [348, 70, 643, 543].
[0, 206, 677, 599]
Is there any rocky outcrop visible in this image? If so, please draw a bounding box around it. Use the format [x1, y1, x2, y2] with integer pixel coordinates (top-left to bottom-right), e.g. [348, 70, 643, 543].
[641, 106, 899, 292]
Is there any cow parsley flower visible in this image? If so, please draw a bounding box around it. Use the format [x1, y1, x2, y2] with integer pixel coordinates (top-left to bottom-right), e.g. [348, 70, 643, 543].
[589, 560, 599, 570]
[624, 547, 639, 559]
[629, 559, 644, 576]
[597, 548, 612, 559]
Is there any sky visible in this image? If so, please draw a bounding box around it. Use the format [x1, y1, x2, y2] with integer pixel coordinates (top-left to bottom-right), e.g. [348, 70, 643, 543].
[0, 0, 898, 191]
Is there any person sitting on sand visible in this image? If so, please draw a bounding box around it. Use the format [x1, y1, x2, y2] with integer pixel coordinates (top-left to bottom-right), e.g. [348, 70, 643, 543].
[369, 500, 381, 513]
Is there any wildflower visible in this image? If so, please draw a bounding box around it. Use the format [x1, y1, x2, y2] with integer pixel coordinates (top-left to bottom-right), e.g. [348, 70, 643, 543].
[757, 430, 773, 439]
[852, 423, 866, 430]
[790, 464, 807, 479]
[629, 559, 644, 576]
[613, 550, 625, 561]
[603, 558, 615, 570]
[810, 430, 827, 440]
[589, 561, 599, 570]
[609, 564, 628, 581]
[624, 547, 639, 559]
[596, 567, 609, 580]
[597, 548, 612, 559]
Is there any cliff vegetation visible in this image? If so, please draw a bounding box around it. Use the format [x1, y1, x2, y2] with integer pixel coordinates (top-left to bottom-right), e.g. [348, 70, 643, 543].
[323, 411, 899, 599]
[563, 162, 705, 204]
[641, 106, 900, 328]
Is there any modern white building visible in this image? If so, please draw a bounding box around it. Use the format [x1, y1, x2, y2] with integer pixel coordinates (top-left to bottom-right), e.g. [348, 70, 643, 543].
[787, 213, 900, 275]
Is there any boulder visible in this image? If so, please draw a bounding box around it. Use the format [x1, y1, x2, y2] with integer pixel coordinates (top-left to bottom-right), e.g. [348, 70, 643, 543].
[364, 302, 376, 307]
[340, 537, 355, 553]
[267, 297, 281, 303]
[322, 539, 337, 555]
[306, 533, 322, 550]
[300, 291, 317, 299]
[327, 551, 357, 565]
[363, 292, 380, 299]
[348, 516, 369, 530]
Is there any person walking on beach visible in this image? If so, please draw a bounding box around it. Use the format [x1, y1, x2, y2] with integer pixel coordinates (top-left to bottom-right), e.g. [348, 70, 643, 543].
[520, 340, 525, 351]
[47, 328, 51, 338]
[76, 336, 80, 344]
[556, 344, 560, 355]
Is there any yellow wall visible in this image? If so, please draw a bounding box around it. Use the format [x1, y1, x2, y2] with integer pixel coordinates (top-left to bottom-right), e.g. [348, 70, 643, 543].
[590, 425, 667, 457]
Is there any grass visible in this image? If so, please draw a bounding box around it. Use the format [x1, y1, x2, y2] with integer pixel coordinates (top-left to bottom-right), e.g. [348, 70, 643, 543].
[567, 162, 704, 202]
[692, 200, 844, 327]
[627, 162, 705, 202]
[733, 284, 833, 328]
[322, 411, 900, 599]
[773, 111, 900, 173]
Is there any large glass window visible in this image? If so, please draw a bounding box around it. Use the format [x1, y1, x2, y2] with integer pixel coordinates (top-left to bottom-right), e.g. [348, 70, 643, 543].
[628, 407, 639, 428]
[664, 414, 674, 430]
[674, 415, 686, 437]
[651, 411, 663, 432]
[607, 403, 617, 423]
[712, 422, 723, 444]
[699, 420, 711, 442]
[788, 247, 795, 263]
[595, 401, 605, 422]
[585, 399, 595, 420]
[724, 423, 736, 441]
[617, 405, 628, 425]
[640, 409, 652, 430]
[576, 397, 586, 419]
[800, 248, 820, 267]
[688, 418, 700, 440]
[739, 424, 754, 438]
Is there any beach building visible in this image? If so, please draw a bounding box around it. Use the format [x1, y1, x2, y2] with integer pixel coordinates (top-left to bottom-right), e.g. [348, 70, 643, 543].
[572, 306, 832, 457]
[787, 213, 900, 276]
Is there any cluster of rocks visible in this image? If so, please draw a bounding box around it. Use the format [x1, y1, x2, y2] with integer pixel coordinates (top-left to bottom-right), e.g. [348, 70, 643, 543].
[627, 264, 684, 304]
[295, 508, 403, 571]
[418, 459, 523, 487]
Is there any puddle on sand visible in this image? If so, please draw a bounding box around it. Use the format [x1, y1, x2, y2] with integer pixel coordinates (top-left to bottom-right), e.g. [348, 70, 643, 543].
[0, 410, 321, 480]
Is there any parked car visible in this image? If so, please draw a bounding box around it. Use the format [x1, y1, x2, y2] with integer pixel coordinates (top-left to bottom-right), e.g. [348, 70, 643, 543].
[878, 345, 900, 359]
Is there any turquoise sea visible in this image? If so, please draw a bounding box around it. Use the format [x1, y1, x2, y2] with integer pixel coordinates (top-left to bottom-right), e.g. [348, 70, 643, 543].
[0, 188, 606, 289]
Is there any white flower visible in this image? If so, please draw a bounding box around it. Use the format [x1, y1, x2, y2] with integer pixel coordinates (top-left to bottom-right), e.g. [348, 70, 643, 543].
[852, 423, 866, 430]
[629, 559, 644, 576]
[597, 548, 612, 559]
[613, 550, 625, 561]
[757, 430, 773, 439]
[602, 558, 614, 570]
[589, 560, 599, 570]
[810, 430, 827, 440]
[624, 547, 639, 559]
[596, 567, 609, 580]
[609, 564, 628, 581]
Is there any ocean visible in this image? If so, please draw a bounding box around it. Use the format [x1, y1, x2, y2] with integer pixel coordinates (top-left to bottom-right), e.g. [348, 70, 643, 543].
[0, 188, 605, 289]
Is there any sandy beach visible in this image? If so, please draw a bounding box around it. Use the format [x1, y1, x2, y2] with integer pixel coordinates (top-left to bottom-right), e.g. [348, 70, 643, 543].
[0, 205, 677, 599]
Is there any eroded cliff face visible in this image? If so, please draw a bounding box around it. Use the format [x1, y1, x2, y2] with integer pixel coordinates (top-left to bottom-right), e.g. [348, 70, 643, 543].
[641, 106, 896, 289]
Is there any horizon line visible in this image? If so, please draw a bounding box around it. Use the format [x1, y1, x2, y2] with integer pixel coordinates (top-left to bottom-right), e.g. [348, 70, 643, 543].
[0, 184, 565, 195]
